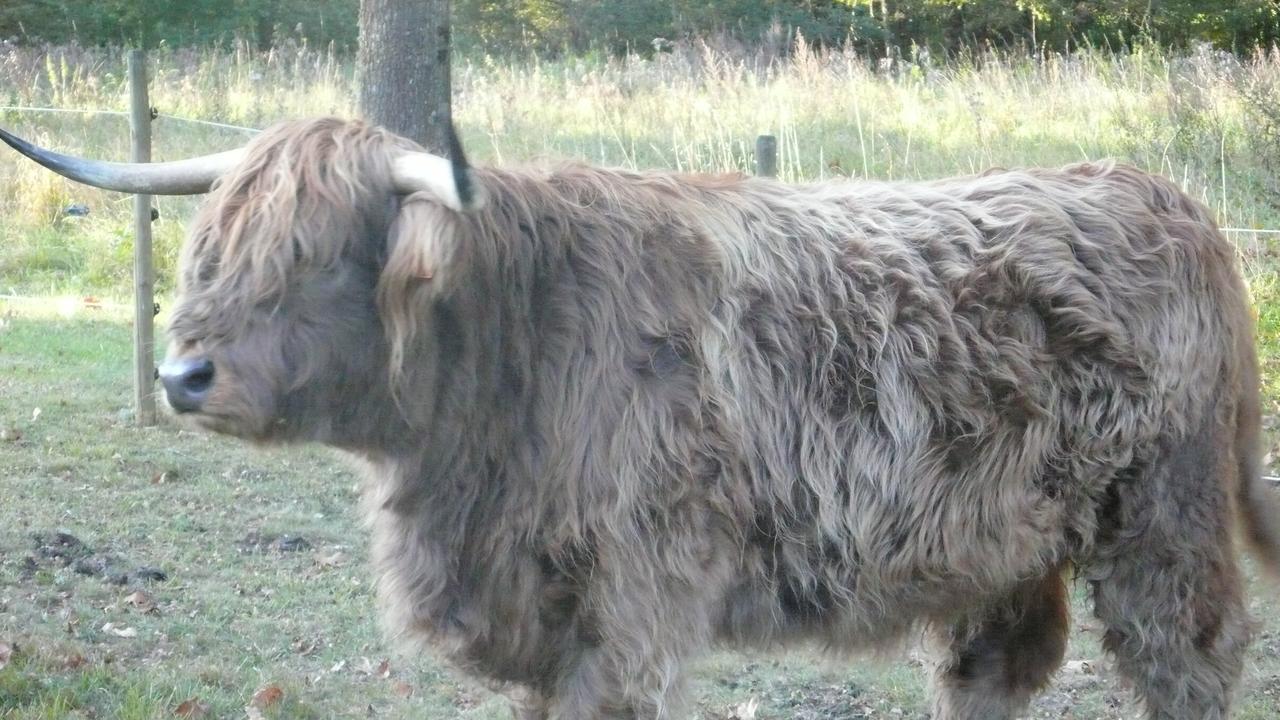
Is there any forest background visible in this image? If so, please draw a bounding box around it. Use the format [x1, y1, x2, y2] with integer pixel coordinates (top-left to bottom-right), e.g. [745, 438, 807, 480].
[2, 0, 1277, 57]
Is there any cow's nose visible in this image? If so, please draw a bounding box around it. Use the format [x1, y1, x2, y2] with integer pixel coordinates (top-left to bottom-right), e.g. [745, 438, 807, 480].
[158, 356, 215, 413]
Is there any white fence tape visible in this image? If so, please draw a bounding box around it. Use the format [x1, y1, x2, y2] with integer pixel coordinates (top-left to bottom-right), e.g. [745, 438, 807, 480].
[0, 105, 259, 133]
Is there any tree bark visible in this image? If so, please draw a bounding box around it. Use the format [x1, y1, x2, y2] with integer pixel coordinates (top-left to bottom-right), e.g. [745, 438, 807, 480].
[358, 0, 452, 152]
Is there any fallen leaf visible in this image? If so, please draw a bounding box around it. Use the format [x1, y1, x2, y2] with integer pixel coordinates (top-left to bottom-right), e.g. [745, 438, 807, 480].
[174, 697, 209, 718]
[250, 684, 283, 709]
[452, 688, 479, 710]
[60, 652, 86, 670]
[0, 641, 13, 670]
[1064, 659, 1094, 675]
[315, 551, 346, 569]
[729, 697, 759, 720]
[392, 681, 414, 698]
[125, 590, 157, 613]
[101, 623, 137, 638]
[292, 637, 320, 656]
[376, 658, 391, 679]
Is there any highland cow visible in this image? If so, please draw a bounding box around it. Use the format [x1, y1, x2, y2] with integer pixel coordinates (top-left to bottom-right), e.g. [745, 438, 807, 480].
[4, 117, 1279, 720]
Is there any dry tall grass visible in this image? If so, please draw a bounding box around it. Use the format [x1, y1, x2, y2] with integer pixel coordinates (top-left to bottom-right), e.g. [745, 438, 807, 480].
[3, 38, 1280, 294]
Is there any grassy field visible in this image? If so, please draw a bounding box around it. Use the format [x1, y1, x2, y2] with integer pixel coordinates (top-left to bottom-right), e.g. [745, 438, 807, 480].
[4, 39, 1280, 718]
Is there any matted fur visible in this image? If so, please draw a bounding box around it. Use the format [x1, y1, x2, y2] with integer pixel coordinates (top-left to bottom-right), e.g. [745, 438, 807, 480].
[159, 117, 1280, 719]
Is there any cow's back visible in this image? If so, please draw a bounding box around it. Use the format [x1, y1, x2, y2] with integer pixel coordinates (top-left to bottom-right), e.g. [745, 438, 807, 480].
[690, 162, 1250, 645]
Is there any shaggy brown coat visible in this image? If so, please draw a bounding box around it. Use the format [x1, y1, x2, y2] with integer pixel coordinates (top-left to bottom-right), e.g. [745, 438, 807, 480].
[164, 118, 1280, 719]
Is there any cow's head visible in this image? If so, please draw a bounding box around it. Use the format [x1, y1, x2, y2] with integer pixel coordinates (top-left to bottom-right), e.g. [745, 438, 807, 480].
[0, 118, 482, 446]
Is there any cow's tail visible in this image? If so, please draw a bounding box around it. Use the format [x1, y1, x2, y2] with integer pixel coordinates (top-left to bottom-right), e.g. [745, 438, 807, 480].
[1236, 331, 1280, 577]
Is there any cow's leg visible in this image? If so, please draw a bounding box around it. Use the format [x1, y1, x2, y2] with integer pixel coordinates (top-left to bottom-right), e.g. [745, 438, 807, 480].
[927, 569, 1069, 720]
[543, 647, 641, 719]
[511, 703, 547, 720]
[545, 527, 729, 719]
[1088, 418, 1252, 719]
[546, 638, 704, 719]
[546, 590, 710, 719]
[506, 685, 549, 720]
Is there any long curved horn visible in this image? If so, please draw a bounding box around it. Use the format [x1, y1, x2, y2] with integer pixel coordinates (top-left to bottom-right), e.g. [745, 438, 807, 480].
[0, 126, 244, 195]
[389, 123, 483, 212]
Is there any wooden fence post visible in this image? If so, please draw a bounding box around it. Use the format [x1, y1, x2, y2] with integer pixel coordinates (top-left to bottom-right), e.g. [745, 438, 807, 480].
[755, 134, 777, 178]
[129, 49, 157, 427]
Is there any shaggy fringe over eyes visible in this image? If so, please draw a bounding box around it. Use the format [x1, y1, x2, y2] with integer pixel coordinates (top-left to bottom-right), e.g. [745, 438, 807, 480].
[180, 116, 482, 387]
[180, 116, 484, 391]
[182, 117, 413, 313]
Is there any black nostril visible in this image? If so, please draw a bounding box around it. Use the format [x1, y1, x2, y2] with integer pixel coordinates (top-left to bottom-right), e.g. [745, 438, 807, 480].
[183, 359, 215, 394]
[158, 356, 215, 413]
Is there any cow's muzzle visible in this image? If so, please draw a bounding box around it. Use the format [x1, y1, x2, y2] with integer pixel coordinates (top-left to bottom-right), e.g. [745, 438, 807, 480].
[158, 356, 215, 413]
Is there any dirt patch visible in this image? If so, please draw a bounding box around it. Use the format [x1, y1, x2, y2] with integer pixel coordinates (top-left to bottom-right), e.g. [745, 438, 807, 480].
[768, 679, 888, 719]
[32, 531, 92, 563]
[705, 664, 925, 719]
[236, 531, 312, 554]
[1029, 661, 1132, 719]
[26, 531, 168, 586]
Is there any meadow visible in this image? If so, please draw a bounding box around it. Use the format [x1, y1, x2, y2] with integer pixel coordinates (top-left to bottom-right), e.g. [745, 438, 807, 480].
[4, 38, 1280, 718]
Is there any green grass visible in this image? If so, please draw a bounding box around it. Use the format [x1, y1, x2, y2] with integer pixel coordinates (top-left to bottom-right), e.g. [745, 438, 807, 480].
[4, 39, 1280, 717]
[1253, 276, 1280, 405]
[0, 310, 516, 718]
[0, 304, 1278, 720]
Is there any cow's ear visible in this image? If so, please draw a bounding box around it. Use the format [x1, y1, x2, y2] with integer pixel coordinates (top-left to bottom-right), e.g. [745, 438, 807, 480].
[381, 192, 468, 290]
[376, 193, 469, 373]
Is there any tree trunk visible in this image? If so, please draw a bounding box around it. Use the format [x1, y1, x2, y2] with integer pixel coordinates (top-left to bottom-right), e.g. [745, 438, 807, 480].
[358, 0, 452, 152]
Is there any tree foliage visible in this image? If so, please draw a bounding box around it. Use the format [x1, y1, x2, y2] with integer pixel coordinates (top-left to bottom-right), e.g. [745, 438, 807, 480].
[1, 0, 1276, 55]
[0, 0, 360, 49]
